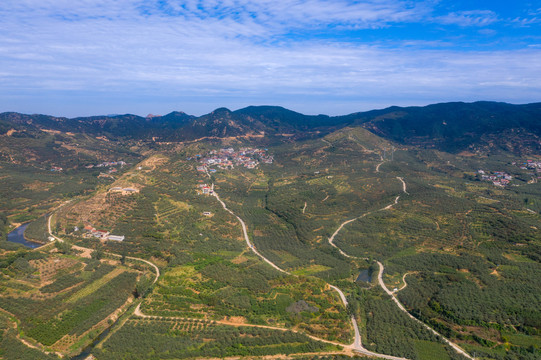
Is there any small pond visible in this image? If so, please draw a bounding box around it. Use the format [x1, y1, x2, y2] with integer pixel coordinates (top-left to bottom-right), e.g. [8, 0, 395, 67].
[356, 269, 372, 283]
[7, 223, 43, 249]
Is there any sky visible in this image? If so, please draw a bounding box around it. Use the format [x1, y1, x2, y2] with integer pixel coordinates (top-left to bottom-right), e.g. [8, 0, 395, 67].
[0, 0, 540, 117]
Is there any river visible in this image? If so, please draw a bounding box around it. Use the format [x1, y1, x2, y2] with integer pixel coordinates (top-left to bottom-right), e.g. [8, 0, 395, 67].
[7, 223, 44, 249]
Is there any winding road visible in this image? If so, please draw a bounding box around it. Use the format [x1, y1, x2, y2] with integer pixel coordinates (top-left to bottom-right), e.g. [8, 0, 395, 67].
[40, 163, 472, 360]
[327, 176, 474, 360]
[211, 185, 408, 359]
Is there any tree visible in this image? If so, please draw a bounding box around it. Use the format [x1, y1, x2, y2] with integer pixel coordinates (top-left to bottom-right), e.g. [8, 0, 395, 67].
[91, 245, 104, 260]
[54, 240, 72, 254]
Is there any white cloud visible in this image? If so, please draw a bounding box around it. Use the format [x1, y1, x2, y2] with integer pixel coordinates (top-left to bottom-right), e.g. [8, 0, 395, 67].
[435, 10, 499, 27]
[0, 1, 540, 116]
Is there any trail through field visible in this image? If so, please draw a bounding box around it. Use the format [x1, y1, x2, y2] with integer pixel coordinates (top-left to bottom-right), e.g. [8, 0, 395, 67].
[397, 177, 409, 194]
[211, 186, 407, 360]
[302, 201, 307, 214]
[326, 177, 473, 360]
[393, 272, 411, 293]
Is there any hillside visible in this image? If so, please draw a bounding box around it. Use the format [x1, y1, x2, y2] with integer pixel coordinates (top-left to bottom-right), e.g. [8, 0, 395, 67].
[1, 103, 541, 360]
[2, 101, 541, 154]
[358, 102, 541, 154]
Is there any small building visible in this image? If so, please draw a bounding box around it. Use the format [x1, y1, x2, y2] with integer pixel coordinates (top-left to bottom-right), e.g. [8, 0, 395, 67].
[203, 212, 212, 216]
[108, 235, 125, 241]
[93, 230, 110, 239]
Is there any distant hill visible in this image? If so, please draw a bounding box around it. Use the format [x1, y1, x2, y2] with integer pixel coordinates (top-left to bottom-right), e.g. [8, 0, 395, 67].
[356, 101, 541, 154]
[2, 101, 541, 154]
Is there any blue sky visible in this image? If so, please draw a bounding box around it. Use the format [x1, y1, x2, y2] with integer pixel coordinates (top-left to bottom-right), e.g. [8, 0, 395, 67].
[0, 0, 540, 117]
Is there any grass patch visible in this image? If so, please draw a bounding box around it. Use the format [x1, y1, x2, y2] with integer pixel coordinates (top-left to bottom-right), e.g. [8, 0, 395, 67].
[291, 264, 331, 276]
[66, 267, 124, 303]
[414, 340, 450, 360]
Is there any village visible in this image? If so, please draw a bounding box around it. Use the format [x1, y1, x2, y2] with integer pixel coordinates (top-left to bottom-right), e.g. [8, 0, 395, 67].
[477, 169, 513, 187]
[192, 147, 273, 173]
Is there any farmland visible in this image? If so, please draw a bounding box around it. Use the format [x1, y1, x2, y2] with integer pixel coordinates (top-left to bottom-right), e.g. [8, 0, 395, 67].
[1, 116, 540, 359]
[0, 246, 146, 356]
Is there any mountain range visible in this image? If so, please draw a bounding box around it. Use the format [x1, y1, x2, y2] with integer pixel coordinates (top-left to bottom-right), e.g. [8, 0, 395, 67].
[1, 101, 540, 154]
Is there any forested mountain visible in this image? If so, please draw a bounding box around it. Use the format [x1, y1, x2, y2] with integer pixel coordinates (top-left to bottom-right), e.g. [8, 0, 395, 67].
[1, 101, 540, 153]
[357, 102, 541, 153]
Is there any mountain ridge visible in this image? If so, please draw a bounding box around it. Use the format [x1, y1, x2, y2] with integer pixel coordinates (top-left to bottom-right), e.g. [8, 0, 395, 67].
[2, 101, 541, 153]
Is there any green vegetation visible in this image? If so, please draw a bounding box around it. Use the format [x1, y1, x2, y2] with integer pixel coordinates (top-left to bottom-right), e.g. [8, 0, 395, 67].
[0, 313, 59, 360]
[92, 318, 337, 359]
[2, 104, 541, 359]
[0, 250, 144, 355]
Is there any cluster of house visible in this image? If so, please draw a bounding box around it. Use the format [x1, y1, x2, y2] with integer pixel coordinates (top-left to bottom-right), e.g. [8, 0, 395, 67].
[193, 147, 273, 172]
[50, 166, 63, 172]
[514, 160, 541, 173]
[108, 187, 140, 195]
[478, 170, 513, 187]
[83, 225, 125, 241]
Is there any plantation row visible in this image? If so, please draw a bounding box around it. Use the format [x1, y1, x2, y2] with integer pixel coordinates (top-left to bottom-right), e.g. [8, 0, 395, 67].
[92, 319, 335, 359]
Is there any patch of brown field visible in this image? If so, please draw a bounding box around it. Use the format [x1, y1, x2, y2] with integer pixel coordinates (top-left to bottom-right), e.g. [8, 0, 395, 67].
[60, 143, 100, 158]
[40, 129, 63, 135]
[139, 155, 169, 172]
[490, 268, 502, 279]
[253, 230, 265, 236]
[186, 287, 201, 294]
[73, 245, 93, 258]
[231, 255, 248, 264]
[458, 325, 502, 343]
[223, 316, 247, 325]
[190, 304, 206, 310]
[150, 256, 168, 268]
[312, 226, 324, 232]
[458, 151, 476, 157]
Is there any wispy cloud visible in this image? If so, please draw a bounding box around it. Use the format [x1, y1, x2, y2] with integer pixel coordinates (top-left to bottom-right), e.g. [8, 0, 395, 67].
[435, 10, 499, 27]
[0, 1, 540, 116]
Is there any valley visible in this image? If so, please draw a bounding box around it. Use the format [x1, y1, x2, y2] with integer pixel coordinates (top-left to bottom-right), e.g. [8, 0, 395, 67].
[0, 103, 540, 360]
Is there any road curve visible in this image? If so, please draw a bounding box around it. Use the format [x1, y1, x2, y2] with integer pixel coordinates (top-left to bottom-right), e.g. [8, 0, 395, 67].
[212, 191, 288, 275]
[393, 272, 410, 293]
[376, 262, 473, 360]
[211, 186, 408, 359]
[327, 177, 473, 360]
